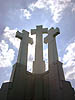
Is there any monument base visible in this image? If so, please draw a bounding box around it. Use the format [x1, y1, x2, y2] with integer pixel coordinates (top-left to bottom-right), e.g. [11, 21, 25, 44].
[0, 62, 75, 100]
[33, 61, 45, 73]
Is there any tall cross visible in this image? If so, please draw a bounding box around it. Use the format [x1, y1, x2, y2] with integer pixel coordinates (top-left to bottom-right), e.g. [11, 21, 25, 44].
[16, 30, 33, 67]
[31, 25, 48, 73]
[44, 27, 60, 66]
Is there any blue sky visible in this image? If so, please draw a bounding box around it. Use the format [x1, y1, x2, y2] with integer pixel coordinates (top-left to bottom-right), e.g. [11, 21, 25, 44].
[0, 0, 75, 89]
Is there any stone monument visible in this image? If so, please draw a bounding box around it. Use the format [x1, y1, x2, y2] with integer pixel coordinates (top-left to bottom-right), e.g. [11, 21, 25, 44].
[16, 30, 33, 66]
[0, 25, 75, 100]
[31, 25, 48, 73]
[10, 30, 33, 82]
[44, 27, 60, 65]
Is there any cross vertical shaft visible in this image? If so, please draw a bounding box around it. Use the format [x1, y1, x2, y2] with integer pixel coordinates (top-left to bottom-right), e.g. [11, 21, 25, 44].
[44, 27, 60, 66]
[16, 30, 33, 67]
[35, 32, 43, 61]
[31, 25, 48, 73]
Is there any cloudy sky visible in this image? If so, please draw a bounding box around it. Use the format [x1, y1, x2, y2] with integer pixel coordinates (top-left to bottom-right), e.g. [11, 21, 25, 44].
[0, 0, 75, 89]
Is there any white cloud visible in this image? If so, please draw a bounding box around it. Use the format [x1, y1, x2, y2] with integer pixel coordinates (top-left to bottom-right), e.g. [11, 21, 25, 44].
[63, 40, 75, 80]
[43, 48, 48, 71]
[20, 9, 31, 19]
[0, 40, 15, 67]
[29, 0, 72, 23]
[43, 48, 48, 61]
[72, 7, 75, 12]
[4, 27, 20, 49]
[63, 41, 75, 66]
[72, 4, 75, 12]
[65, 67, 75, 80]
[0, 26, 20, 68]
[29, 0, 47, 10]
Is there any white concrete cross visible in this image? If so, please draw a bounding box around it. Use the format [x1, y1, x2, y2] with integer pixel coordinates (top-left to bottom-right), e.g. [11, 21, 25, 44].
[31, 25, 48, 73]
[16, 30, 33, 67]
[44, 27, 60, 66]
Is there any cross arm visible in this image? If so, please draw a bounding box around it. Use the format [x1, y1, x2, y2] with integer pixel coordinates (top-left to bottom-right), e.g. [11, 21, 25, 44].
[53, 27, 60, 37]
[31, 29, 36, 35]
[48, 27, 60, 37]
[44, 35, 48, 44]
[42, 28, 48, 33]
[22, 30, 29, 34]
[16, 31, 23, 40]
[28, 37, 33, 44]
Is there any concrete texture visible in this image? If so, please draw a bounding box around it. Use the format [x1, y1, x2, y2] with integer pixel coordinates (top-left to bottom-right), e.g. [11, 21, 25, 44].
[0, 26, 75, 100]
[16, 30, 33, 66]
[0, 62, 75, 100]
[31, 25, 48, 73]
[44, 27, 60, 65]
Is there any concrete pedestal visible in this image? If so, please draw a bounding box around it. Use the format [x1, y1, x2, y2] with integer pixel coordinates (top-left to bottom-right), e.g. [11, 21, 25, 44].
[0, 62, 75, 100]
[33, 61, 45, 73]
